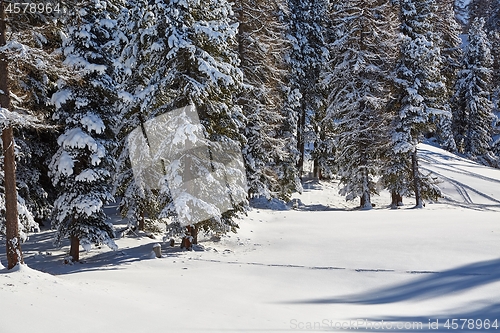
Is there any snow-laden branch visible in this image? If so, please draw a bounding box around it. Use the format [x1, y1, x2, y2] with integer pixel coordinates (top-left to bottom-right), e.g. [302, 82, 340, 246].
[0, 108, 48, 130]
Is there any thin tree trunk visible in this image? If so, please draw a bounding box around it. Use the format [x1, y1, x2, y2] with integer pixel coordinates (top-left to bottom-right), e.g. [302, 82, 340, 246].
[313, 158, 320, 179]
[411, 149, 422, 208]
[138, 211, 145, 231]
[3, 127, 23, 269]
[70, 236, 80, 262]
[297, 105, 306, 177]
[191, 225, 198, 245]
[1, 1, 23, 270]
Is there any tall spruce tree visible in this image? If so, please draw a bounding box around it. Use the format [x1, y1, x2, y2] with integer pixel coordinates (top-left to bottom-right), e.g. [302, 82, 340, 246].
[324, 0, 397, 209]
[0, 0, 67, 268]
[453, 18, 496, 164]
[284, 0, 329, 180]
[117, 0, 247, 243]
[432, 0, 462, 151]
[237, 0, 296, 200]
[113, 0, 163, 231]
[381, 0, 443, 208]
[49, 0, 122, 261]
[8, 16, 65, 228]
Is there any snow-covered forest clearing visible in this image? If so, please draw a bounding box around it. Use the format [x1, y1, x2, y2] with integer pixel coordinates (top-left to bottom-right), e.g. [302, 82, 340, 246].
[2, 144, 500, 332]
[0, 0, 499, 331]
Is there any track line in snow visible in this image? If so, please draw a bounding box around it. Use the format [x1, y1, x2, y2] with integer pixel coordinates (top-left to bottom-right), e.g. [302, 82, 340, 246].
[421, 153, 500, 185]
[191, 258, 493, 276]
[420, 165, 500, 206]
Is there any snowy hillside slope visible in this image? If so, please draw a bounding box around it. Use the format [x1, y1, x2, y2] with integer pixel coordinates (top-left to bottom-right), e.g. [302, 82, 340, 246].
[420, 144, 500, 210]
[1, 144, 500, 332]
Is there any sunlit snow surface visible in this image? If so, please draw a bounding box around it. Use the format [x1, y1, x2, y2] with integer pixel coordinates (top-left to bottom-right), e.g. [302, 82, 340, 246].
[1, 144, 500, 332]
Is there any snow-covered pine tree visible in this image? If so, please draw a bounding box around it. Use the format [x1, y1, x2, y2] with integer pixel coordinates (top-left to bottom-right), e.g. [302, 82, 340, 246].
[491, 30, 500, 162]
[324, 0, 397, 209]
[237, 0, 297, 200]
[161, 0, 248, 240]
[113, 0, 163, 231]
[284, 0, 329, 180]
[0, 1, 68, 268]
[488, 4, 500, 161]
[381, 0, 443, 208]
[432, 0, 462, 151]
[453, 18, 496, 164]
[468, 0, 495, 29]
[6, 13, 68, 227]
[117, 0, 247, 242]
[49, 0, 123, 261]
[486, 1, 500, 33]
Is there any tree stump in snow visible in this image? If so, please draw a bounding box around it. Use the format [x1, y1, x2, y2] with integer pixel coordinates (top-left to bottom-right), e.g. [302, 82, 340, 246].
[180, 236, 192, 250]
[180, 225, 198, 250]
[391, 191, 403, 209]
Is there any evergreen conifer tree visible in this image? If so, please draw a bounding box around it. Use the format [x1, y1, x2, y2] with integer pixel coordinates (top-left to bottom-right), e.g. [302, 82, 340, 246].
[381, 0, 443, 208]
[113, 0, 163, 231]
[433, 0, 462, 151]
[324, 0, 397, 209]
[117, 0, 247, 243]
[284, 0, 329, 180]
[0, 0, 67, 267]
[237, 0, 297, 200]
[49, 0, 123, 261]
[453, 18, 496, 164]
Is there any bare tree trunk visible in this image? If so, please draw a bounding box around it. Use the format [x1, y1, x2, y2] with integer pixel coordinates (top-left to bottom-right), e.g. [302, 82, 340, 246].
[70, 236, 80, 262]
[391, 190, 403, 209]
[138, 211, 145, 231]
[313, 157, 320, 179]
[1, 1, 23, 270]
[297, 105, 307, 177]
[191, 225, 198, 245]
[181, 225, 199, 250]
[411, 149, 422, 208]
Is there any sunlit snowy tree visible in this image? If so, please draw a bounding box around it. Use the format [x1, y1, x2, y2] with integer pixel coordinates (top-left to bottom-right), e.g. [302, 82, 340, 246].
[116, 0, 247, 244]
[0, 2, 68, 268]
[324, 0, 397, 209]
[381, 0, 443, 208]
[432, 0, 462, 151]
[453, 18, 496, 164]
[237, 0, 297, 200]
[284, 0, 329, 180]
[49, 0, 123, 261]
[113, 0, 163, 232]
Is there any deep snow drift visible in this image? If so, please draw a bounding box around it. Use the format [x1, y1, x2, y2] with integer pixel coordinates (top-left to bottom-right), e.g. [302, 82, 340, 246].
[1, 144, 499, 332]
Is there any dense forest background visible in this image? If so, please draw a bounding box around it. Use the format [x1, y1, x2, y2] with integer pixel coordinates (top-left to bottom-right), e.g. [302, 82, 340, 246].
[0, 0, 499, 264]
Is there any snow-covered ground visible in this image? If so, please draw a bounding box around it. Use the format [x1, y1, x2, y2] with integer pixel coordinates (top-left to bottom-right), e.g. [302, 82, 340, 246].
[1, 144, 500, 332]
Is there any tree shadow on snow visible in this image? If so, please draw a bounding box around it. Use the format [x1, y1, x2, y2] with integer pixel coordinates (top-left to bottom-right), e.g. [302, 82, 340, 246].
[287, 258, 500, 331]
[0, 231, 184, 276]
[358, 302, 500, 332]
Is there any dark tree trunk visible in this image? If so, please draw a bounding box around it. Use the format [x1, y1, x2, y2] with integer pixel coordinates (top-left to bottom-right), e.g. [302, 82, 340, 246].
[191, 225, 198, 245]
[70, 236, 80, 262]
[313, 158, 320, 179]
[411, 149, 422, 208]
[138, 212, 145, 231]
[181, 225, 199, 250]
[391, 190, 403, 209]
[297, 105, 307, 177]
[1, 1, 23, 270]
[3, 127, 22, 269]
